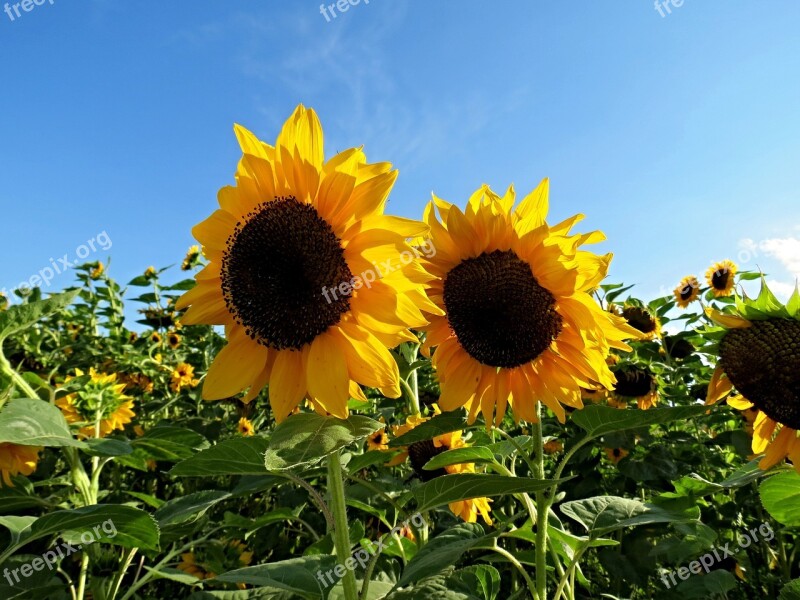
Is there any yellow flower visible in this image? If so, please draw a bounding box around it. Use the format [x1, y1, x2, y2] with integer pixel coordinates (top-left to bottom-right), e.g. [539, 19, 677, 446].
[150, 332, 162, 344]
[0, 292, 8, 311]
[167, 331, 181, 349]
[171, 363, 199, 392]
[0, 443, 42, 487]
[145, 266, 157, 278]
[604, 447, 629, 464]
[388, 407, 492, 525]
[417, 180, 639, 425]
[619, 304, 661, 340]
[237, 417, 255, 436]
[543, 439, 563, 454]
[612, 366, 658, 410]
[176, 104, 440, 420]
[133, 425, 145, 437]
[56, 368, 136, 438]
[90, 262, 105, 279]
[182, 245, 201, 271]
[705, 282, 800, 472]
[366, 419, 389, 451]
[673, 275, 700, 308]
[706, 260, 737, 297]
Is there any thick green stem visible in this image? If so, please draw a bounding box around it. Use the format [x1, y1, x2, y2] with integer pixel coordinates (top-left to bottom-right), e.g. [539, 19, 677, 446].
[532, 404, 548, 600]
[327, 451, 359, 600]
[0, 352, 39, 399]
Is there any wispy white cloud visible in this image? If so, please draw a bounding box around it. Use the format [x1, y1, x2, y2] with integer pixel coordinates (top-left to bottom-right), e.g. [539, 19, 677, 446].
[738, 234, 800, 300]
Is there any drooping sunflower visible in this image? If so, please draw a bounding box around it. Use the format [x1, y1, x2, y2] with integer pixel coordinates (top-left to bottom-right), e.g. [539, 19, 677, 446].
[706, 259, 737, 297]
[176, 105, 440, 421]
[612, 365, 658, 410]
[417, 180, 640, 425]
[706, 281, 800, 472]
[673, 275, 700, 308]
[389, 408, 492, 524]
[617, 304, 661, 341]
[0, 442, 42, 486]
[56, 368, 136, 438]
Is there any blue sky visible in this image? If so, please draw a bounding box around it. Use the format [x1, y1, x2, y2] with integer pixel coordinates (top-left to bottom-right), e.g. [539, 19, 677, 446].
[1, 1, 799, 319]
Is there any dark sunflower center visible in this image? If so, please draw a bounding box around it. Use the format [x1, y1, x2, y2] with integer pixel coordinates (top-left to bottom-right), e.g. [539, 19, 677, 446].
[664, 336, 695, 360]
[442, 250, 562, 368]
[614, 368, 654, 397]
[408, 439, 449, 481]
[719, 319, 800, 429]
[679, 284, 694, 301]
[613, 448, 622, 458]
[221, 197, 353, 350]
[622, 306, 657, 335]
[711, 268, 731, 290]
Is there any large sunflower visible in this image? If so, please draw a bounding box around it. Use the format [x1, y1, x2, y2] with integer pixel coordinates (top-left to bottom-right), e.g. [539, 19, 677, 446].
[706, 281, 800, 472]
[706, 259, 737, 297]
[418, 180, 640, 425]
[176, 105, 441, 421]
[0, 443, 42, 487]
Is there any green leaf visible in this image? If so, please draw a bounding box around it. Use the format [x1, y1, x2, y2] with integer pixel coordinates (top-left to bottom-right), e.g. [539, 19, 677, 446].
[0, 290, 80, 342]
[264, 414, 383, 471]
[0, 486, 50, 512]
[409, 474, 564, 513]
[779, 578, 800, 600]
[760, 471, 800, 526]
[170, 437, 270, 477]
[385, 574, 481, 599]
[787, 285, 800, 318]
[346, 450, 396, 473]
[398, 523, 491, 587]
[154, 490, 231, 527]
[83, 437, 133, 457]
[452, 565, 501, 600]
[0, 505, 160, 560]
[560, 495, 699, 535]
[389, 410, 469, 447]
[571, 405, 708, 438]
[214, 555, 336, 598]
[0, 398, 86, 448]
[423, 447, 495, 470]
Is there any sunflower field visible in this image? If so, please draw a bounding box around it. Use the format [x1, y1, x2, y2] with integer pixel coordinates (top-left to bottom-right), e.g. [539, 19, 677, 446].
[1, 102, 799, 600]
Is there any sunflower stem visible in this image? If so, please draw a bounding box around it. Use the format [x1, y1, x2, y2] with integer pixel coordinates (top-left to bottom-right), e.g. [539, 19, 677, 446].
[327, 450, 359, 600]
[532, 403, 549, 600]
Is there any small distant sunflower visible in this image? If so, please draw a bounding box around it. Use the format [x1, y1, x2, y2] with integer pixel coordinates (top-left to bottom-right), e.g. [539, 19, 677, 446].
[604, 447, 629, 464]
[144, 266, 157, 278]
[389, 408, 492, 524]
[237, 417, 255, 436]
[366, 418, 389, 451]
[150, 332, 162, 344]
[543, 439, 563, 454]
[90, 262, 105, 280]
[177, 541, 252, 587]
[0, 292, 8, 311]
[167, 331, 181, 349]
[133, 425, 145, 437]
[0, 443, 42, 486]
[618, 304, 661, 340]
[182, 245, 202, 271]
[171, 363, 199, 392]
[706, 281, 800, 472]
[418, 180, 639, 425]
[663, 335, 695, 360]
[56, 368, 136, 438]
[673, 275, 700, 308]
[176, 104, 440, 420]
[706, 260, 737, 297]
[613, 365, 658, 410]
[120, 373, 154, 394]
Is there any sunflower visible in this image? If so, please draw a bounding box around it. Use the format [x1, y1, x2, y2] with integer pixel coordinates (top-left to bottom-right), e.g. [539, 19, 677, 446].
[177, 540, 253, 586]
[604, 447, 629, 464]
[0, 443, 42, 486]
[417, 180, 639, 425]
[167, 331, 181, 349]
[389, 408, 492, 524]
[543, 439, 563, 454]
[144, 266, 157, 278]
[618, 304, 661, 340]
[56, 368, 136, 438]
[237, 417, 255, 436]
[181, 245, 202, 271]
[176, 104, 440, 421]
[171, 363, 199, 392]
[673, 275, 700, 308]
[612, 365, 658, 410]
[89, 261, 105, 280]
[0, 292, 8, 311]
[150, 332, 162, 344]
[706, 281, 800, 472]
[706, 260, 737, 297]
[366, 418, 389, 451]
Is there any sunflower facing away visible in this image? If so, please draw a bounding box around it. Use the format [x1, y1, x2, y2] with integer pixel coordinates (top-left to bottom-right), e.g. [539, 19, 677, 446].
[56, 368, 136, 438]
[673, 275, 700, 308]
[176, 105, 440, 421]
[0, 442, 42, 487]
[616, 304, 661, 341]
[706, 280, 800, 472]
[417, 180, 640, 425]
[706, 259, 737, 297]
[388, 408, 492, 524]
